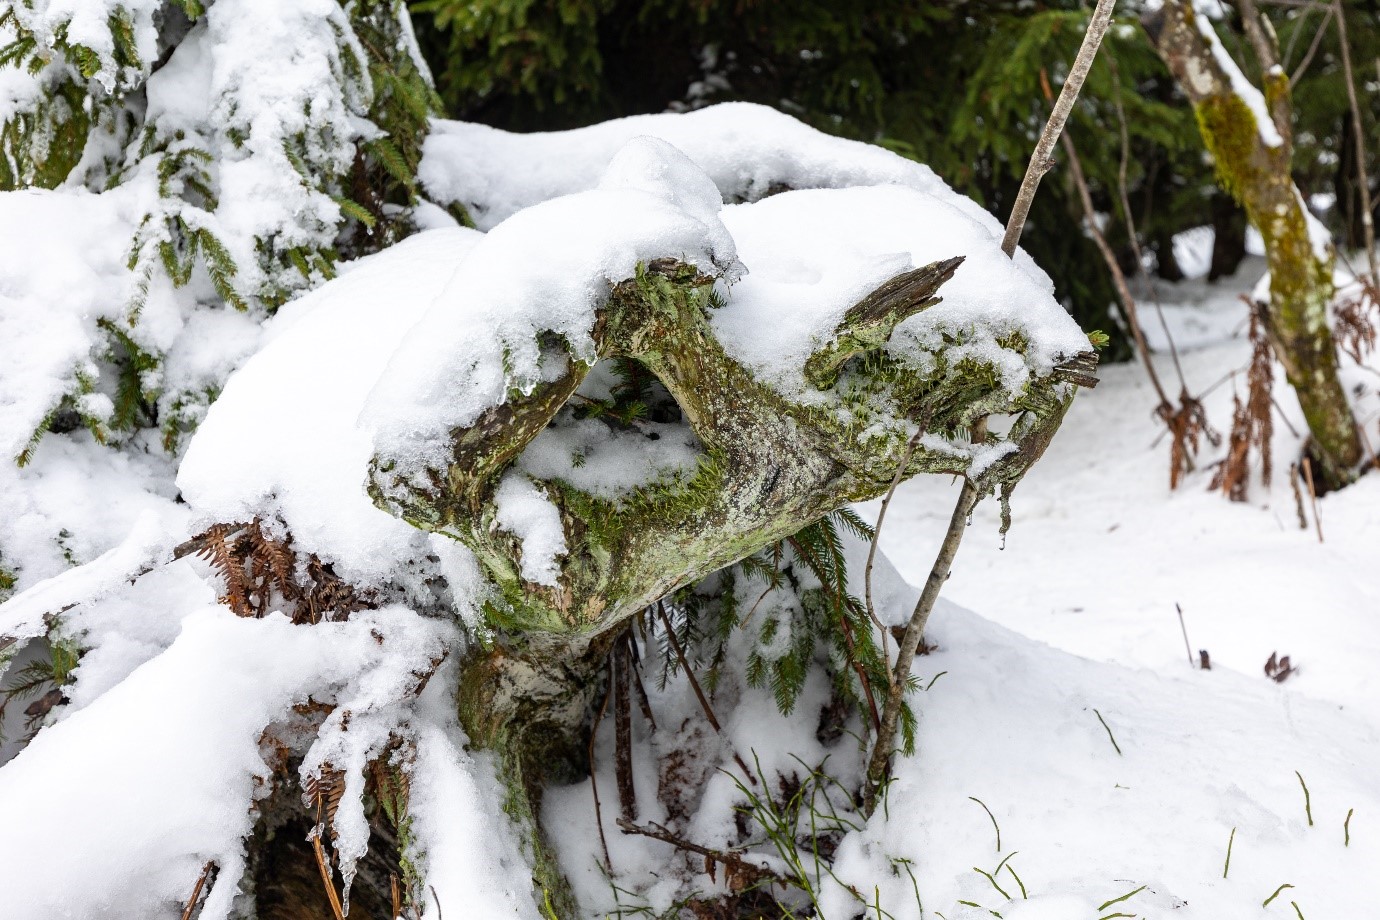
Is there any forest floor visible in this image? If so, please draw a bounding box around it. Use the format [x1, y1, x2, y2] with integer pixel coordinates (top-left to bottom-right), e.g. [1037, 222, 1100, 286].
[854, 249, 1380, 918]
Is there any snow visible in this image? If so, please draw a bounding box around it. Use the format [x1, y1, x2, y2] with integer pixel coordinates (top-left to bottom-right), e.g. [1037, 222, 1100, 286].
[0, 604, 454, 920]
[177, 228, 486, 595]
[365, 137, 740, 488]
[825, 601, 1379, 919]
[0, 431, 186, 605]
[714, 185, 1088, 398]
[419, 102, 1042, 289]
[494, 472, 569, 587]
[8, 0, 163, 90]
[405, 713, 547, 920]
[515, 413, 705, 500]
[0, 187, 141, 459]
[0, 509, 186, 652]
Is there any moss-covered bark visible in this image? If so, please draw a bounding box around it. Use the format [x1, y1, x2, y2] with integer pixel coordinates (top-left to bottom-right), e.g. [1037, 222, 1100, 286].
[1145, 0, 1362, 488]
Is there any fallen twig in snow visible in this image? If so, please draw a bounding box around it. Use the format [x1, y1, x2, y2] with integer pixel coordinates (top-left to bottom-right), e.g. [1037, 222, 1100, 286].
[1300, 460, 1325, 543]
[179, 861, 216, 920]
[616, 818, 782, 890]
[1175, 603, 1195, 668]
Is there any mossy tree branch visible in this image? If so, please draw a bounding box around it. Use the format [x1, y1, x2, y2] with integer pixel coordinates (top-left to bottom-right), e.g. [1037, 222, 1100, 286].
[1144, 0, 1362, 488]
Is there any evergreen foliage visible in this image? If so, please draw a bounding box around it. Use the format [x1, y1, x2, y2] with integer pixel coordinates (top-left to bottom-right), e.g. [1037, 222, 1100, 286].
[409, 0, 1379, 358]
[1, 0, 438, 461]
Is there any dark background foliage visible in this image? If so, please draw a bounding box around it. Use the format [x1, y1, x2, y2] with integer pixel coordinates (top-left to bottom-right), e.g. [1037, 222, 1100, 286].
[407, 0, 1380, 361]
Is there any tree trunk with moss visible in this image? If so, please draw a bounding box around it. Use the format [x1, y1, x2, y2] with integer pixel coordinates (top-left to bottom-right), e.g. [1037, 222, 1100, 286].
[1144, 0, 1362, 488]
[365, 257, 1095, 913]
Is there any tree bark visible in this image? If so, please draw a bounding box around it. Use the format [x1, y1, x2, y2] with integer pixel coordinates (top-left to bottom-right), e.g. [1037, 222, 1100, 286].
[1144, 0, 1362, 488]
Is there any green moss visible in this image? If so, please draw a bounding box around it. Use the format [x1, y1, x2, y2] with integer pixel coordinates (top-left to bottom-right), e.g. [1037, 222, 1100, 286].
[1194, 94, 1262, 202]
[0, 561, 15, 602]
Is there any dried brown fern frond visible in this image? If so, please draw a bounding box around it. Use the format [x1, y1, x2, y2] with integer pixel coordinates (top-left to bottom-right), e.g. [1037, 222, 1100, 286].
[191, 518, 372, 622]
[304, 766, 348, 838]
[1160, 389, 1219, 490]
[1211, 305, 1274, 501]
[196, 522, 253, 616]
[296, 556, 373, 624]
[247, 522, 298, 603]
[1335, 276, 1379, 364]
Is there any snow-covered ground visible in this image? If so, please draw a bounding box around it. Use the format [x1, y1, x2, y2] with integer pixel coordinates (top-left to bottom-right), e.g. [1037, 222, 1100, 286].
[850, 251, 1380, 918]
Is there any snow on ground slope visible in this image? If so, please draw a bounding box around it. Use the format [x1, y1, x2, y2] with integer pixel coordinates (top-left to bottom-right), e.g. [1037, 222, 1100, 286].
[870, 255, 1380, 728]
[550, 591, 1377, 919]
[844, 252, 1379, 917]
[839, 601, 1378, 919]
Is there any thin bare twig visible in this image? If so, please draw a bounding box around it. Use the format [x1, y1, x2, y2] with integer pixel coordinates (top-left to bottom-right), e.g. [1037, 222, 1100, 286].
[1043, 68, 1170, 410]
[1107, 53, 1188, 391]
[1175, 603, 1195, 668]
[179, 861, 216, 920]
[1000, 0, 1119, 257]
[1289, 5, 1334, 87]
[588, 670, 615, 871]
[616, 818, 784, 887]
[865, 0, 1114, 817]
[1301, 459, 1324, 542]
[613, 635, 637, 822]
[863, 428, 984, 816]
[1333, 0, 1378, 279]
[864, 433, 925, 688]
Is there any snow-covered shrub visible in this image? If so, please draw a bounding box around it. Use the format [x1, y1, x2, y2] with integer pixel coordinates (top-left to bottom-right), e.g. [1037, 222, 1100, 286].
[0, 0, 436, 467]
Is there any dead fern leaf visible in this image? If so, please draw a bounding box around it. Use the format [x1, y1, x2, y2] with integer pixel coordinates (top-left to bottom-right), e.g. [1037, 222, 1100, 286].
[1160, 389, 1219, 490]
[304, 766, 348, 838]
[1211, 303, 1273, 501]
[1335, 277, 1379, 364]
[191, 519, 373, 622]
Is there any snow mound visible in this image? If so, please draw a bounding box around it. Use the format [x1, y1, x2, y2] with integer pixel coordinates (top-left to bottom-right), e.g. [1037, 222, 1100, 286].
[364, 136, 740, 488]
[0, 604, 456, 920]
[825, 601, 1379, 919]
[177, 227, 486, 596]
[715, 186, 1088, 397]
[420, 103, 1053, 293]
